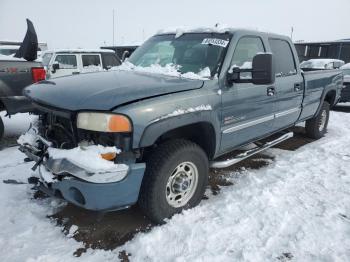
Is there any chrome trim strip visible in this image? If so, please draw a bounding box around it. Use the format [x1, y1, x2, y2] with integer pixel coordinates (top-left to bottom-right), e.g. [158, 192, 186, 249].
[222, 115, 274, 134]
[275, 107, 300, 118]
[222, 107, 300, 134]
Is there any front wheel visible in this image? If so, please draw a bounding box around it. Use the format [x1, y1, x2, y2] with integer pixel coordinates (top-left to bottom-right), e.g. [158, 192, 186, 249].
[305, 101, 330, 139]
[139, 139, 208, 224]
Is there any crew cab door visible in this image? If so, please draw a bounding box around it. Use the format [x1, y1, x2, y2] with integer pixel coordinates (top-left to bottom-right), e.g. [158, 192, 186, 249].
[220, 36, 276, 152]
[50, 53, 79, 78]
[268, 39, 303, 129]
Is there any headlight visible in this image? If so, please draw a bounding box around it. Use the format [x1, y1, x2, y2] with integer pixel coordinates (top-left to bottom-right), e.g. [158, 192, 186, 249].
[77, 112, 132, 133]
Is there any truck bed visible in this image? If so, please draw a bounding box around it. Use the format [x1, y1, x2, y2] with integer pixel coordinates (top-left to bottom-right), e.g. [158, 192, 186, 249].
[0, 58, 42, 114]
[299, 69, 343, 121]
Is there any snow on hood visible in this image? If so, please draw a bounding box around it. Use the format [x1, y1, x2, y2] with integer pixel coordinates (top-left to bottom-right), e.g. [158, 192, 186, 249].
[112, 61, 211, 80]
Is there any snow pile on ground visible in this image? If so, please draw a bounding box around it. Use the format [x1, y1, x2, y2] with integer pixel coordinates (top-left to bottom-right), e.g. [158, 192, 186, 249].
[122, 111, 350, 261]
[113, 61, 211, 80]
[48, 144, 125, 173]
[0, 110, 350, 261]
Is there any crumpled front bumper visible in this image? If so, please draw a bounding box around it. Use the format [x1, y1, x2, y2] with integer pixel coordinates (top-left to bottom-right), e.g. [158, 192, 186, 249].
[19, 136, 146, 211]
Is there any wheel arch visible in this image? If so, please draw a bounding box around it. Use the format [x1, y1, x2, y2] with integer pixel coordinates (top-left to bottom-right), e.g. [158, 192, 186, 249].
[140, 120, 218, 160]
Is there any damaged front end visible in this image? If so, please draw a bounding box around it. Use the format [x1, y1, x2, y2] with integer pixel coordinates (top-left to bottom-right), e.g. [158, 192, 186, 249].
[18, 106, 145, 211]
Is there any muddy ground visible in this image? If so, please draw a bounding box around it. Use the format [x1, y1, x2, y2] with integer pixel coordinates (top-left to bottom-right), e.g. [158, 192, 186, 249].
[2, 105, 348, 261]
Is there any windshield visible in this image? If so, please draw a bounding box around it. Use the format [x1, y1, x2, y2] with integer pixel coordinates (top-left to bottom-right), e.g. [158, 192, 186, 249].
[42, 53, 53, 66]
[128, 33, 231, 78]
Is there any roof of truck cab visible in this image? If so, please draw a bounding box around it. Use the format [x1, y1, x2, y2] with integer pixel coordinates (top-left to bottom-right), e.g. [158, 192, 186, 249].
[155, 26, 291, 40]
[42, 49, 115, 54]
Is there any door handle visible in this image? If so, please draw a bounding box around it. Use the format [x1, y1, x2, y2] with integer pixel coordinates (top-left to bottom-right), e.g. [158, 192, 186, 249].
[267, 87, 275, 96]
[294, 83, 302, 92]
[72, 72, 80, 75]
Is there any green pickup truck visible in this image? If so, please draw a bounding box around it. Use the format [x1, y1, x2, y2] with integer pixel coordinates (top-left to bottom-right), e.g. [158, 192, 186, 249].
[19, 27, 343, 224]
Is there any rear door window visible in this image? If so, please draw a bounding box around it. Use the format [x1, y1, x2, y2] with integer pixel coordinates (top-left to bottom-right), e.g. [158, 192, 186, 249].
[82, 54, 101, 67]
[54, 54, 77, 69]
[269, 39, 297, 77]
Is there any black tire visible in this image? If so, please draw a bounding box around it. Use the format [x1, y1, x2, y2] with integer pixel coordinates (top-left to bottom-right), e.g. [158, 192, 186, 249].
[0, 116, 4, 142]
[139, 139, 208, 224]
[305, 101, 330, 139]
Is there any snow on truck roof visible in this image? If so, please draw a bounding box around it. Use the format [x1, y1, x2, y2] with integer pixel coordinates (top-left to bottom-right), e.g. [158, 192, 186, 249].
[156, 25, 288, 39]
[42, 49, 115, 54]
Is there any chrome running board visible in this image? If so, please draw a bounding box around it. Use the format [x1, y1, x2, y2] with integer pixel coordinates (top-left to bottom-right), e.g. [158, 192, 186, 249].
[210, 132, 293, 169]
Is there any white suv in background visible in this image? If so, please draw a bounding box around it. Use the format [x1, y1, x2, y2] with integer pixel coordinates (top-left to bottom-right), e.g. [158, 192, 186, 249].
[41, 49, 121, 79]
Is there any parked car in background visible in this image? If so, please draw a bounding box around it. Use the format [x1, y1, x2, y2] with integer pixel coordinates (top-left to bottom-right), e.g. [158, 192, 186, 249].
[0, 19, 45, 141]
[41, 49, 121, 79]
[300, 59, 345, 71]
[19, 28, 343, 224]
[339, 63, 350, 102]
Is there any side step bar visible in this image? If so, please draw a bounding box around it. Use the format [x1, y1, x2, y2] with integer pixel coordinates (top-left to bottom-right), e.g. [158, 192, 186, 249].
[210, 132, 293, 169]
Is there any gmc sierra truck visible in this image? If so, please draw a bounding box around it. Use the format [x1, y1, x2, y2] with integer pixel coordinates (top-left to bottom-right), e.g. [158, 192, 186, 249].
[19, 28, 343, 224]
[0, 19, 45, 140]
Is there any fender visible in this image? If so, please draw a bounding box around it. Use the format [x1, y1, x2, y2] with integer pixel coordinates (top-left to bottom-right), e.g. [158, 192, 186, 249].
[139, 110, 221, 157]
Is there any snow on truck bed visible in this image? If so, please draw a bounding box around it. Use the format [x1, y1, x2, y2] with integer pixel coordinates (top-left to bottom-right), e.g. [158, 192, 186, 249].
[1, 110, 350, 261]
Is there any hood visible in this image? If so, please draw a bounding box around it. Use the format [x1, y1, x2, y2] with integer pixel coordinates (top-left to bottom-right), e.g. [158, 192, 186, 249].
[24, 70, 204, 111]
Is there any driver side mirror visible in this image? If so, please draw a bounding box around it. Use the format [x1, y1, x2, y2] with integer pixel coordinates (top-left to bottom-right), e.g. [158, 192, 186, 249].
[227, 53, 275, 85]
[52, 61, 60, 73]
[251, 53, 275, 85]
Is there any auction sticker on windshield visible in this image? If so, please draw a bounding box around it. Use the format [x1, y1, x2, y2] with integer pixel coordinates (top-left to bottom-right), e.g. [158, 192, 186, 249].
[201, 38, 229, 47]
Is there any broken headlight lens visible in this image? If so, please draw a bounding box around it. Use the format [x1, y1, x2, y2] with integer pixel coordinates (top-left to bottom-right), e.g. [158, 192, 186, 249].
[77, 112, 132, 133]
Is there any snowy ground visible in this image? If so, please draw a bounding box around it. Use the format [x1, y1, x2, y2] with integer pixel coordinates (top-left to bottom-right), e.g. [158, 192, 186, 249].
[1, 108, 350, 261]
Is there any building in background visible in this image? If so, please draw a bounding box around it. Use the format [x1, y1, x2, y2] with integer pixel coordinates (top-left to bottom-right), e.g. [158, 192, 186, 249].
[295, 40, 350, 63]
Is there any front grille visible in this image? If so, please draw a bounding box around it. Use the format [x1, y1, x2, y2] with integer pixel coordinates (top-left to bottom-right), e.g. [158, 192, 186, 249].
[34, 103, 132, 152]
[39, 113, 77, 149]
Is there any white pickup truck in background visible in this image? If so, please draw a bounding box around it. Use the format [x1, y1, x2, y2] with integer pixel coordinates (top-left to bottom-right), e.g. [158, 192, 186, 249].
[41, 49, 121, 79]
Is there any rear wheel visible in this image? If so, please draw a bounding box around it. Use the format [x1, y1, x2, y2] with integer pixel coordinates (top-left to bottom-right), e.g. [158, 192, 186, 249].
[0, 116, 4, 142]
[139, 139, 208, 224]
[305, 101, 330, 139]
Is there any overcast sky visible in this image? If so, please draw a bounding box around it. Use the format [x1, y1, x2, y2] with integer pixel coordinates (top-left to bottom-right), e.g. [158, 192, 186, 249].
[0, 0, 349, 49]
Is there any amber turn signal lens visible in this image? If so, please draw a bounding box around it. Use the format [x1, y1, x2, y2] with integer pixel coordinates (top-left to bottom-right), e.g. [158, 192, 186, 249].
[101, 152, 117, 161]
[108, 115, 132, 132]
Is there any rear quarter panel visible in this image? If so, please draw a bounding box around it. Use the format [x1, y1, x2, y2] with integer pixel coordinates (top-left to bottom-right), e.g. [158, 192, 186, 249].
[299, 69, 343, 120]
